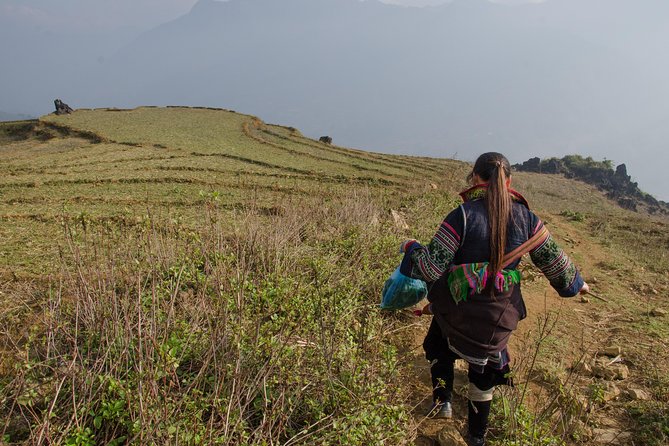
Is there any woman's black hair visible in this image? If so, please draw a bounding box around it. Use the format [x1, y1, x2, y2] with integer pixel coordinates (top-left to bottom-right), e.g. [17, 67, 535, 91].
[469, 152, 512, 276]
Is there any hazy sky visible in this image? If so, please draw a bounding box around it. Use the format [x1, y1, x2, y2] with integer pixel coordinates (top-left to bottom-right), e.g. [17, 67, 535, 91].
[0, 0, 545, 31]
[0, 0, 198, 31]
[384, 0, 546, 4]
[2, 0, 668, 201]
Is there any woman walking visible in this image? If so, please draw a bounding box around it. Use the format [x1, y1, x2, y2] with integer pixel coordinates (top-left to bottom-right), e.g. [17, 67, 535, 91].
[399, 152, 588, 446]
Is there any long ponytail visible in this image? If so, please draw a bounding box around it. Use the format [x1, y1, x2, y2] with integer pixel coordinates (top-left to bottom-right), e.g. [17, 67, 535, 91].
[470, 153, 512, 276]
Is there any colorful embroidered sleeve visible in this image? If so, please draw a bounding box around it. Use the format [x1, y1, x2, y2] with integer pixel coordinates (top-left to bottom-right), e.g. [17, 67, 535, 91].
[529, 220, 584, 297]
[400, 207, 463, 283]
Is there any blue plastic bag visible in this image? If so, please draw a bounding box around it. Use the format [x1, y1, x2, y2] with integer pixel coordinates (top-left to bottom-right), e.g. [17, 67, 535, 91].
[380, 267, 428, 310]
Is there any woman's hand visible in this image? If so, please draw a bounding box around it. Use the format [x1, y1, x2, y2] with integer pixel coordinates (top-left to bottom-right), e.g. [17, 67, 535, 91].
[579, 282, 590, 294]
[413, 303, 432, 316]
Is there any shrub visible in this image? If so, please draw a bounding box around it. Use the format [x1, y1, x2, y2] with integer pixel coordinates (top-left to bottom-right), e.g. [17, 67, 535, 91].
[0, 193, 411, 444]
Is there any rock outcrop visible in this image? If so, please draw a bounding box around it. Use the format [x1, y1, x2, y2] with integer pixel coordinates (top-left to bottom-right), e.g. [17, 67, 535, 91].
[54, 99, 74, 115]
[514, 155, 668, 214]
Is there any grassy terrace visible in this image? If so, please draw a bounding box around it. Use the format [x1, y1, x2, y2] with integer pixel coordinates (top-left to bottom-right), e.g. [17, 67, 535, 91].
[0, 108, 464, 279]
[0, 108, 667, 445]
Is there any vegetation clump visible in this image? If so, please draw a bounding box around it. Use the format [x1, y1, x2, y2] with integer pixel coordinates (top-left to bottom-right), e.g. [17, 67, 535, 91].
[1, 199, 411, 444]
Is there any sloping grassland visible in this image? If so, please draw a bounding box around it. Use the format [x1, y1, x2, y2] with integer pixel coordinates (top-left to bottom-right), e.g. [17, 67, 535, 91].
[0, 107, 667, 445]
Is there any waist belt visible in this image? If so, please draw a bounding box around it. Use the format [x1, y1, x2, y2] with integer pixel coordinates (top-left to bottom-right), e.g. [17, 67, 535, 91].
[447, 225, 549, 304]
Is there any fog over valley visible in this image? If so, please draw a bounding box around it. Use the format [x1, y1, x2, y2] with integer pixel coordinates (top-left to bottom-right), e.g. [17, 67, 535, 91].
[2, 0, 668, 200]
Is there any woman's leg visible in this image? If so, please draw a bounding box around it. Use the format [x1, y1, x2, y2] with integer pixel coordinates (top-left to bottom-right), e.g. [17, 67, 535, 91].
[466, 400, 491, 445]
[423, 319, 455, 404]
[465, 366, 499, 445]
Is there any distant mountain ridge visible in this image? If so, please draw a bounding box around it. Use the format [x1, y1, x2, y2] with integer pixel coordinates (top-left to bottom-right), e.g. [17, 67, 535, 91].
[79, 0, 669, 200]
[99, 0, 631, 151]
[4, 0, 669, 200]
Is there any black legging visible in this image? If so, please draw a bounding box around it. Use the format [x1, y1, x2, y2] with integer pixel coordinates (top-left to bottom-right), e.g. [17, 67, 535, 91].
[423, 318, 510, 395]
[423, 319, 457, 402]
[423, 318, 511, 438]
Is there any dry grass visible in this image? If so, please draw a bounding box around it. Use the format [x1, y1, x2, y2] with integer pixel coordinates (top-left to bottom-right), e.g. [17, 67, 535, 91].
[1, 108, 667, 445]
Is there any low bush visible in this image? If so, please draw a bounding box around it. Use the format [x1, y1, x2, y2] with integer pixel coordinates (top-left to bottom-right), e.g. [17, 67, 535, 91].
[0, 193, 412, 445]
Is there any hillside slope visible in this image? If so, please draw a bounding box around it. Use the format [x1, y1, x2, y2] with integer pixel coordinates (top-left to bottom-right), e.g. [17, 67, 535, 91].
[1, 107, 463, 275]
[0, 108, 667, 445]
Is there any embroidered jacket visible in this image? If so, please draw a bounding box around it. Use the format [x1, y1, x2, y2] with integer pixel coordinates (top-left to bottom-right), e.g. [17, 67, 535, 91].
[400, 185, 584, 362]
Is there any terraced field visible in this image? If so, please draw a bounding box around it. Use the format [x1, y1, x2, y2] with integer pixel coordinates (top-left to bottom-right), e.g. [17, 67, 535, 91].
[0, 108, 667, 445]
[0, 107, 465, 275]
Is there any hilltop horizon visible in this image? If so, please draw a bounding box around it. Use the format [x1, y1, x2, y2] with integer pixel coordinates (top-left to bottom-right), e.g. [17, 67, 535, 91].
[4, 101, 667, 205]
[2, 0, 669, 200]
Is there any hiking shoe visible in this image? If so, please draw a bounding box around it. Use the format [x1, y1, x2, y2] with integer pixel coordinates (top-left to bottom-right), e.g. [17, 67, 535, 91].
[464, 433, 485, 446]
[426, 401, 452, 419]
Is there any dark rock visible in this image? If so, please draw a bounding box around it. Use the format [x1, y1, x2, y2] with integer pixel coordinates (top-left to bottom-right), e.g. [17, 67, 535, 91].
[543, 158, 565, 174]
[319, 135, 332, 144]
[514, 157, 541, 172]
[514, 155, 669, 214]
[615, 163, 629, 179]
[54, 99, 74, 115]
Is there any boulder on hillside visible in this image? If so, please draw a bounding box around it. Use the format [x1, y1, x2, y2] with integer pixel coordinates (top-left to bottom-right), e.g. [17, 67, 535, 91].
[592, 358, 629, 380]
[514, 156, 541, 172]
[598, 346, 623, 357]
[543, 158, 566, 174]
[54, 99, 74, 115]
[615, 163, 629, 180]
[514, 155, 669, 214]
[626, 387, 652, 401]
[391, 209, 409, 230]
[319, 135, 332, 144]
[592, 428, 631, 444]
[437, 425, 467, 446]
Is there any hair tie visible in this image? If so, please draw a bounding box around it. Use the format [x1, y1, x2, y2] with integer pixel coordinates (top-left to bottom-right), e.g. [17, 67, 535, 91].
[494, 160, 502, 167]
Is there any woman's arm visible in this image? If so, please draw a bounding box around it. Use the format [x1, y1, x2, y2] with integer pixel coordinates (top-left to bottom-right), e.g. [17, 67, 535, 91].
[399, 207, 464, 283]
[528, 220, 585, 297]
